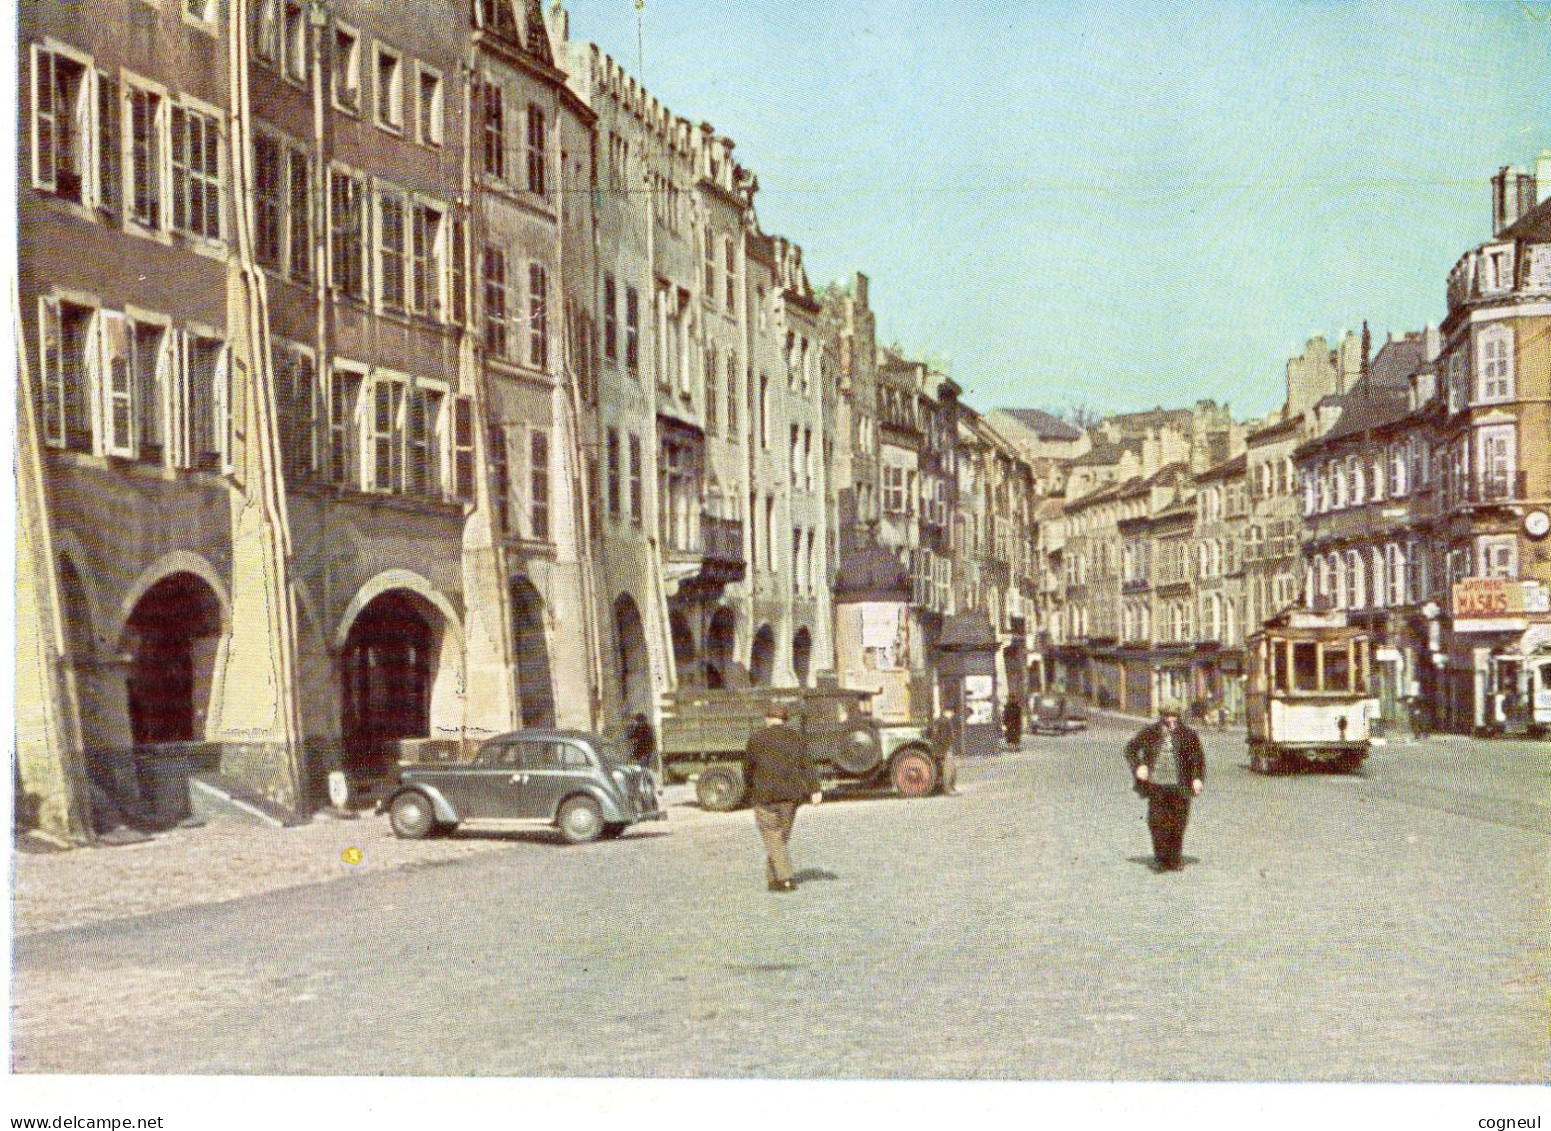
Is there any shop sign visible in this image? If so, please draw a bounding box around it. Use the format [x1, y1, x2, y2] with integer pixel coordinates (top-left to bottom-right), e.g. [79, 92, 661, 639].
[1452, 578, 1550, 623]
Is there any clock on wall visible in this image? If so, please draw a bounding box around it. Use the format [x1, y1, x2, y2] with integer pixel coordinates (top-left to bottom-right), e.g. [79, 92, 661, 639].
[1525, 510, 1551, 541]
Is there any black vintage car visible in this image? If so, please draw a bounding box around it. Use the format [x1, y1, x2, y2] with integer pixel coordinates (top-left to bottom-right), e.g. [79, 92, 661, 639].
[380, 730, 664, 843]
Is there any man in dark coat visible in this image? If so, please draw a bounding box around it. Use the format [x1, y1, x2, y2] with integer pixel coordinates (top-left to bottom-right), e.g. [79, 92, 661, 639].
[1002, 695, 1023, 749]
[625, 712, 656, 774]
[744, 703, 821, 892]
[1124, 701, 1205, 870]
[927, 708, 961, 795]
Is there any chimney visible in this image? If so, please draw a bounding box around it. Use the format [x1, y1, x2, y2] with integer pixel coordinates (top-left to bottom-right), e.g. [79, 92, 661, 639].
[1423, 322, 1441, 364]
[1539, 150, 1551, 205]
[854, 271, 869, 309]
[1493, 165, 1538, 236]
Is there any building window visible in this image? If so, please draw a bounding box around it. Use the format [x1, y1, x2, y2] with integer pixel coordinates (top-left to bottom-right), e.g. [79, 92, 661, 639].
[33, 48, 89, 204]
[377, 191, 406, 310]
[624, 285, 639, 374]
[477, 0, 519, 38]
[482, 246, 508, 358]
[480, 79, 504, 180]
[253, 0, 282, 65]
[452, 395, 475, 501]
[329, 168, 366, 299]
[171, 104, 221, 240]
[487, 425, 510, 533]
[332, 26, 361, 114]
[724, 237, 737, 313]
[328, 365, 362, 486]
[628, 432, 643, 525]
[525, 104, 546, 195]
[529, 429, 550, 541]
[703, 229, 716, 296]
[96, 71, 119, 219]
[184, 335, 224, 472]
[276, 2, 307, 82]
[602, 274, 617, 360]
[374, 44, 403, 132]
[411, 203, 444, 319]
[606, 427, 621, 520]
[449, 215, 467, 326]
[133, 321, 168, 465]
[405, 386, 441, 498]
[1477, 325, 1514, 402]
[253, 135, 284, 268]
[184, 0, 218, 27]
[1478, 535, 1517, 580]
[759, 374, 770, 449]
[127, 84, 163, 229]
[705, 346, 718, 432]
[416, 65, 443, 147]
[371, 378, 404, 493]
[726, 350, 738, 437]
[273, 340, 316, 483]
[884, 465, 906, 514]
[1477, 424, 1517, 501]
[528, 263, 548, 369]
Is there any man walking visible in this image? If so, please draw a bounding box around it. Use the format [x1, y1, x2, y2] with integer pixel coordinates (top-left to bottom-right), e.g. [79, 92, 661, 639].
[744, 703, 822, 892]
[1124, 701, 1205, 871]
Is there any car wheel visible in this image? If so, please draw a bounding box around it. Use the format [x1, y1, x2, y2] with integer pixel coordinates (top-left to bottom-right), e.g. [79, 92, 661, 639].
[696, 767, 745, 812]
[389, 791, 435, 839]
[890, 747, 938, 798]
[557, 795, 605, 844]
[602, 822, 628, 839]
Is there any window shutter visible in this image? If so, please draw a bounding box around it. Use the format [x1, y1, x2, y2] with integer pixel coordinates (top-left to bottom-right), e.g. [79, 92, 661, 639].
[101, 312, 135, 457]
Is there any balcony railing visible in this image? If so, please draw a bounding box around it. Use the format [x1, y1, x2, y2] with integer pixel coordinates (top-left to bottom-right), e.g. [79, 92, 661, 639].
[1463, 471, 1528, 504]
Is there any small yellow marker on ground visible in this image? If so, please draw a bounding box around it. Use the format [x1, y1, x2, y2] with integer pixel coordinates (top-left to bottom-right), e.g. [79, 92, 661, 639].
[341, 846, 364, 867]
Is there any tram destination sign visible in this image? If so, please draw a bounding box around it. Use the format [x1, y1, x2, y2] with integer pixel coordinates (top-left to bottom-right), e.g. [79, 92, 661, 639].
[1451, 578, 1550, 630]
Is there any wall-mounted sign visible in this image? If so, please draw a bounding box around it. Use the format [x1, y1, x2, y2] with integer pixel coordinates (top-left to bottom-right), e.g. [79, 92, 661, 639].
[1452, 578, 1550, 622]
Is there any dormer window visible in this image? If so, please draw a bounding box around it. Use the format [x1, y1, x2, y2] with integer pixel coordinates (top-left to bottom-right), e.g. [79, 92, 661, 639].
[477, 0, 518, 40]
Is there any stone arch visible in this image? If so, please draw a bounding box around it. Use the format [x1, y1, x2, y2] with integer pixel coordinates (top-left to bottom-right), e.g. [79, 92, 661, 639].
[749, 624, 776, 687]
[614, 593, 652, 717]
[121, 571, 224, 744]
[510, 576, 556, 729]
[705, 605, 737, 689]
[669, 608, 698, 687]
[117, 550, 230, 649]
[792, 626, 813, 686]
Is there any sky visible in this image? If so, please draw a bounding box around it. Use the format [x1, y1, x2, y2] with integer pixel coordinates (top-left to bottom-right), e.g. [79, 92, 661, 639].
[558, 0, 1551, 421]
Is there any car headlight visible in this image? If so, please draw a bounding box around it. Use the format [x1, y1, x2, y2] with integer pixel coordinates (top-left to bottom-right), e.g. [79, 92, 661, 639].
[851, 730, 875, 745]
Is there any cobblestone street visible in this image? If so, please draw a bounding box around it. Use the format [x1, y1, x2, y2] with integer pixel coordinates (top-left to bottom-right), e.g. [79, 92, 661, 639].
[12, 719, 1549, 1080]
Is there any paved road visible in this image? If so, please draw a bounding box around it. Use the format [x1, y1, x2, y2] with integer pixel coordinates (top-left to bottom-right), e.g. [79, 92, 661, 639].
[12, 722, 1548, 1079]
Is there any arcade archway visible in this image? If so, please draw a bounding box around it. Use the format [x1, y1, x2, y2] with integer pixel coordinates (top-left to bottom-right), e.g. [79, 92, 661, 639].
[510, 577, 555, 729]
[614, 593, 652, 716]
[749, 624, 776, 687]
[341, 589, 442, 769]
[122, 572, 223, 744]
[792, 626, 813, 686]
[706, 606, 737, 689]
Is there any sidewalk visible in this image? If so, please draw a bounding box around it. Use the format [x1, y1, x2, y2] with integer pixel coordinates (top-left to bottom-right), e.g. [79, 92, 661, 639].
[13, 786, 715, 938]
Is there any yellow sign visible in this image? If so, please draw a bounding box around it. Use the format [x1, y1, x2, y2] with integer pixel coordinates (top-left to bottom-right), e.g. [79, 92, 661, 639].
[1452, 578, 1550, 619]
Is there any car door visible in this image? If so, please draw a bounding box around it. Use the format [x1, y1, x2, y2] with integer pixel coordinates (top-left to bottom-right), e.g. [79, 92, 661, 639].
[443, 741, 519, 820]
[517, 739, 570, 819]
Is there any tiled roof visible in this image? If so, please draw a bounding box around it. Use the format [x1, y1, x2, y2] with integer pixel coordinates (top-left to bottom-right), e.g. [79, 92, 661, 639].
[1195, 452, 1247, 483]
[997, 408, 1083, 442]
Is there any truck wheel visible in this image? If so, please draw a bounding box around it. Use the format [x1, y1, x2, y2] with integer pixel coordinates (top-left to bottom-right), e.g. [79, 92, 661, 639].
[891, 747, 938, 798]
[557, 796, 604, 844]
[696, 768, 745, 812]
[389, 792, 435, 839]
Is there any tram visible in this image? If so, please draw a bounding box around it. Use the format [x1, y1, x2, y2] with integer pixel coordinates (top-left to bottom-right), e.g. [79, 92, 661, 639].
[1244, 609, 1379, 773]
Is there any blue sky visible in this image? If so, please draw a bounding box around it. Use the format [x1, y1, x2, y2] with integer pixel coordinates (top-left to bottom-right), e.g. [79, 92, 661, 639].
[560, 0, 1551, 420]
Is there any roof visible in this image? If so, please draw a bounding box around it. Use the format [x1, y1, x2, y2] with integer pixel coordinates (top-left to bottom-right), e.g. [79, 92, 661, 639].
[996, 408, 1083, 442]
[1501, 193, 1551, 241]
[1246, 415, 1301, 444]
[1195, 452, 1247, 484]
[1304, 333, 1428, 447]
[1070, 436, 1141, 467]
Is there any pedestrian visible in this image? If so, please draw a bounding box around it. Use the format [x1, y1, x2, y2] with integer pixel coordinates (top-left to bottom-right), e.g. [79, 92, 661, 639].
[1124, 700, 1205, 871]
[626, 711, 656, 774]
[1002, 694, 1023, 749]
[928, 708, 961, 795]
[744, 703, 822, 892]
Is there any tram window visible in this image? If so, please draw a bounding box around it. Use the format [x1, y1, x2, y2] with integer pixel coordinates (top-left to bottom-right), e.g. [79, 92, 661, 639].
[1353, 644, 1367, 693]
[1292, 642, 1319, 691]
[1273, 642, 1289, 692]
[1322, 645, 1351, 692]
[1541, 665, 1551, 692]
